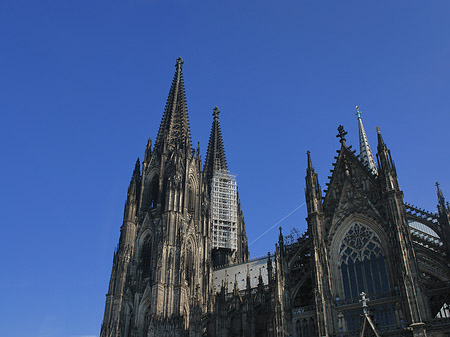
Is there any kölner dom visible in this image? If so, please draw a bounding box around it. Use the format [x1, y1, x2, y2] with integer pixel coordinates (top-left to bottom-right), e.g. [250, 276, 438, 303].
[100, 58, 450, 337]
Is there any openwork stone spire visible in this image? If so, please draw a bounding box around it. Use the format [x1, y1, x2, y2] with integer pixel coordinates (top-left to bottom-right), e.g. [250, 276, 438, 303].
[154, 57, 191, 151]
[204, 106, 228, 182]
[356, 106, 377, 175]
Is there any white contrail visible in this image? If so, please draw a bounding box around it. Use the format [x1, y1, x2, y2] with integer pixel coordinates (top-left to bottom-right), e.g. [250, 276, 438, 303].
[249, 202, 306, 246]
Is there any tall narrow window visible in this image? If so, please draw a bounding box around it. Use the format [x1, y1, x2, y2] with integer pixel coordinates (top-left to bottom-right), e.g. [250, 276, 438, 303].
[150, 178, 158, 208]
[188, 186, 195, 214]
[185, 243, 193, 287]
[142, 237, 152, 279]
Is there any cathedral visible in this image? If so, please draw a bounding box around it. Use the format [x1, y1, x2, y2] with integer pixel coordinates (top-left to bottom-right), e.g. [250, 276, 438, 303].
[100, 58, 450, 337]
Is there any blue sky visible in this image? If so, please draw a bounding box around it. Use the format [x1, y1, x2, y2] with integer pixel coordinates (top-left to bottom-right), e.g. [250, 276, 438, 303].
[1, 1, 449, 336]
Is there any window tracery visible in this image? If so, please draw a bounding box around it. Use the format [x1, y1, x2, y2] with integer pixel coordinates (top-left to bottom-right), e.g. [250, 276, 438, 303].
[339, 224, 389, 299]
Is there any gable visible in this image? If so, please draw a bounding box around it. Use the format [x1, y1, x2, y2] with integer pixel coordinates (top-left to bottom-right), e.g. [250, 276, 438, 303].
[323, 145, 382, 230]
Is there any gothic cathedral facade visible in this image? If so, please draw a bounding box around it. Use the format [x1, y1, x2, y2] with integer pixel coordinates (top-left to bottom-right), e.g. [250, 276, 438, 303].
[100, 58, 450, 337]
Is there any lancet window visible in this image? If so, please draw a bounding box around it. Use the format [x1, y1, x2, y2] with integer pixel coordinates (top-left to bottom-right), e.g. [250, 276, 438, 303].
[188, 186, 195, 214]
[185, 243, 194, 287]
[339, 223, 390, 299]
[150, 177, 158, 209]
[142, 237, 152, 279]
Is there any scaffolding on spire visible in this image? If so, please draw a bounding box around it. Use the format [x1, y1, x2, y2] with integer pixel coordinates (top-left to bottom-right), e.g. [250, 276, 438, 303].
[211, 169, 238, 250]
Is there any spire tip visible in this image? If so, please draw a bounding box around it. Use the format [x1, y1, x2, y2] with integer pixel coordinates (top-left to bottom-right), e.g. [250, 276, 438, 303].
[213, 106, 220, 119]
[176, 56, 184, 69]
[355, 106, 362, 119]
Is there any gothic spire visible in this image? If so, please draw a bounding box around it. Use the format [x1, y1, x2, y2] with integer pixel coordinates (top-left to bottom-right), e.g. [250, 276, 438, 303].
[376, 126, 386, 149]
[355, 106, 378, 175]
[123, 158, 141, 222]
[436, 182, 449, 215]
[204, 106, 228, 182]
[376, 127, 399, 191]
[154, 57, 191, 151]
[305, 151, 322, 215]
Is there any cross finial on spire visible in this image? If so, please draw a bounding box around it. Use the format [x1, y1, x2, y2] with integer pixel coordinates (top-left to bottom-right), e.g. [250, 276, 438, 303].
[176, 56, 184, 70]
[355, 105, 362, 119]
[213, 106, 220, 120]
[337, 125, 347, 144]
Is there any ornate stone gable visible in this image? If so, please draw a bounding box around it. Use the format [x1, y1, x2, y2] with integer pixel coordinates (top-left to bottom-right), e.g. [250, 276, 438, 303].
[323, 146, 383, 242]
[323, 145, 378, 215]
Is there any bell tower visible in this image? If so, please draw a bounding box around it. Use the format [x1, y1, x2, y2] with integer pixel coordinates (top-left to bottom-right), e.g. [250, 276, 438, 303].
[101, 58, 212, 337]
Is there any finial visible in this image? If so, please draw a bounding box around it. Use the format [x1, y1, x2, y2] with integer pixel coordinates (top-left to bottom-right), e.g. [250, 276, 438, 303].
[213, 106, 220, 119]
[360, 292, 368, 309]
[355, 106, 362, 120]
[376, 126, 381, 134]
[176, 56, 184, 70]
[337, 125, 347, 144]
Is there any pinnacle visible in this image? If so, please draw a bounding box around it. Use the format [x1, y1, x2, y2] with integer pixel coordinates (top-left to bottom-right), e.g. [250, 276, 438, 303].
[133, 158, 141, 179]
[307, 151, 313, 171]
[154, 57, 191, 151]
[376, 126, 386, 148]
[337, 125, 347, 145]
[204, 106, 228, 182]
[355, 107, 377, 175]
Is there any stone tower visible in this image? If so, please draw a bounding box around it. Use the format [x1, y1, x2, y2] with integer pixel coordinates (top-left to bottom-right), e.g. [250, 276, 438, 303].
[100, 58, 248, 337]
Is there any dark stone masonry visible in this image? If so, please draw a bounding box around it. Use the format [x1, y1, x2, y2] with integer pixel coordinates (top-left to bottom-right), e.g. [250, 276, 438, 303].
[100, 58, 450, 337]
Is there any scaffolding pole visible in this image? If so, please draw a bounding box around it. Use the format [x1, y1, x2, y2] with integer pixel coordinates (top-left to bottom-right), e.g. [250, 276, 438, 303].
[211, 169, 238, 250]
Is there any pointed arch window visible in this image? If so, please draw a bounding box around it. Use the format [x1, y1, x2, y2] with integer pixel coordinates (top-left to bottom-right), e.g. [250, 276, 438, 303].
[339, 224, 390, 299]
[188, 185, 195, 214]
[150, 177, 158, 209]
[142, 237, 152, 279]
[185, 243, 194, 287]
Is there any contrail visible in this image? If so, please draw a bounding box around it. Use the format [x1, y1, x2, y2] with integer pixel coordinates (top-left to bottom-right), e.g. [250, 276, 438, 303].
[249, 202, 306, 246]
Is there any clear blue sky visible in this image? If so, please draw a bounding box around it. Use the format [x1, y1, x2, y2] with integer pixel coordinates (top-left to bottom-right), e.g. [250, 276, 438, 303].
[1, 1, 449, 336]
